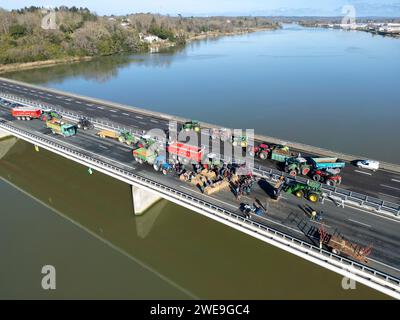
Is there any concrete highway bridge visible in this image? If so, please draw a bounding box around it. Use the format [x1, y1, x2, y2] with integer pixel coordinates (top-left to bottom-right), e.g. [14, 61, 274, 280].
[0, 77, 399, 299]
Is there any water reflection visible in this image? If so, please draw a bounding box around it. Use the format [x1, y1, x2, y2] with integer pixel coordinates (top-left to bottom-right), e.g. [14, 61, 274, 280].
[0, 137, 388, 299]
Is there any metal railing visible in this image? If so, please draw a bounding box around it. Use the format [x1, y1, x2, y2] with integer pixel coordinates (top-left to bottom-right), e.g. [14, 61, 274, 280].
[0, 118, 399, 296]
[1, 91, 400, 218]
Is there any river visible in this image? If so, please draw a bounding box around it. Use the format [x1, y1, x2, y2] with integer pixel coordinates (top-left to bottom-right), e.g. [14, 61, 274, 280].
[0, 24, 396, 299]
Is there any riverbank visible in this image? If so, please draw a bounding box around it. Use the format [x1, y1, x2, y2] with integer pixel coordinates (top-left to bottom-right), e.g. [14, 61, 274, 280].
[0, 26, 279, 73]
[186, 26, 280, 42]
[0, 56, 93, 74]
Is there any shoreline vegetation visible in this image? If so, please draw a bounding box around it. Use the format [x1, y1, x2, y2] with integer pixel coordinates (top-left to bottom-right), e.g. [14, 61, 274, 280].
[0, 6, 280, 73]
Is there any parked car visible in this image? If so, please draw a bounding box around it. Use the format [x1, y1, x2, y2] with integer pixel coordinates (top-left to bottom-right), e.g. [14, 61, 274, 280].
[356, 160, 380, 172]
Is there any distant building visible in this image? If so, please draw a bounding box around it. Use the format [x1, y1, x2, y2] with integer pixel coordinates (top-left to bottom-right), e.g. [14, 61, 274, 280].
[139, 33, 162, 43]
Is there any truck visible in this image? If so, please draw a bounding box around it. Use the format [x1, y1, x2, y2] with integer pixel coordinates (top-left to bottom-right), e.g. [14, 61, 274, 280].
[283, 180, 322, 203]
[310, 157, 346, 170]
[248, 143, 270, 160]
[284, 157, 311, 177]
[167, 142, 204, 164]
[46, 120, 77, 137]
[11, 106, 42, 120]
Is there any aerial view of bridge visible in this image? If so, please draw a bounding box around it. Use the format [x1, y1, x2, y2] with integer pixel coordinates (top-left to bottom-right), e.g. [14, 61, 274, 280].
[0, 77, 399, 299]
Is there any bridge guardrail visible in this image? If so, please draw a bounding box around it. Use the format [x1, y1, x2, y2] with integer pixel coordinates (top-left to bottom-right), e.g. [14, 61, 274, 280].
[1, 92, 399, 218]
[0, 119, 399, 297]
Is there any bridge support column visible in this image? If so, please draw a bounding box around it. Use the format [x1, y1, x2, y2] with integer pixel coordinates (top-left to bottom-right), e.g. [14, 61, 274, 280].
[131, 185, 162, 215]
[0, 129, 11, 139]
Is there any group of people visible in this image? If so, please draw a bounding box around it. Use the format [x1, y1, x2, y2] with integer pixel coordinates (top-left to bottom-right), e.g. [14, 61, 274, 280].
[232, 175, 256, 200]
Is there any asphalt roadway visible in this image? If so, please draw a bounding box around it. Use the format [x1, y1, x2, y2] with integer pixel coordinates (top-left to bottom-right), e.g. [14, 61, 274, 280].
[0, 79, 399, 205]
[0, 106, 399, 280]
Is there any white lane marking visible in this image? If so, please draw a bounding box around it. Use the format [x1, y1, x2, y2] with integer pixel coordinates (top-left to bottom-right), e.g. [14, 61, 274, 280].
[76, 101, 82, 104]
[379, 192, 400, 200]
[381, 184, 400, 192]
[86, 104, 93, 107]
[136, 116, 143, 119]
[180, 185, 238, 209]
[97, 106, 104, 110]
[150, 119, 159, 123]
[139, 121, 147, 126]
[354, 170, 372, 176]
[99, 145, 108, 150]
[66, 98, 72, 101]
[56, 96, 62, 99]
[348, 218, 371, 228]
[110, 110, 117, 113]
[47, 94, 53, 97]
[122, 113, 130, 116]
[392, 179, 400, 183]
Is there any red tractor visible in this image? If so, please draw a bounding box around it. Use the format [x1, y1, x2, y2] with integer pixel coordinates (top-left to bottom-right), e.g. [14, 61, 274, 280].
[248, 143, 270, 160]
[311, 168, 342, 187]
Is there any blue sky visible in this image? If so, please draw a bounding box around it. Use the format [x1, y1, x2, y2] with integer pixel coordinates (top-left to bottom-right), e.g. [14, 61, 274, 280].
[0, 0, 399, 16]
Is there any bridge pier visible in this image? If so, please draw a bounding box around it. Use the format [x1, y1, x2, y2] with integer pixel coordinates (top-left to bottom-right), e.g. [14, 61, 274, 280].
[131, 185, 162, 215]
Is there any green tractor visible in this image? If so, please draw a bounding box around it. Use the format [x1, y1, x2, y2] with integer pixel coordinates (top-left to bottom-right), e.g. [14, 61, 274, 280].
[232, 135, 248, 148]
[118, 131, 136, 146]
[40, 110, 62, 121]
[283, 180, 322, 203]
[285, 157, 311, 177]
[182, 120, 201, 133]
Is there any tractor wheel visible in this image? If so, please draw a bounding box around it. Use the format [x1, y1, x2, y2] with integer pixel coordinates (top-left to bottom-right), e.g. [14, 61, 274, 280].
[248, 150, 255, 157]
[313, 174, 321, 182]
[153, 164, 160, 171]
[232, 141, 237, 147]
[17, 117, 21, 120]
[77, 123, 82, 129]
[134, 157, 139, 163]
[126, 141, 132, 146]
[22, 117, 26, 121]
[162, 169, 168, 175]
[295, 190, 304, 198]
[302, 168, 310, 176]
[308, 193, 319, 203]
[259, 152, 268, 160]
[83, 126, 88, 131]
[337, 177, 342, 185]
[326, 179, 336, 187]
[27, 117, 31, 121]
[289, 170, 297, 177]
[138, 158, 144, 164]
[118, 137, 124, 143]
